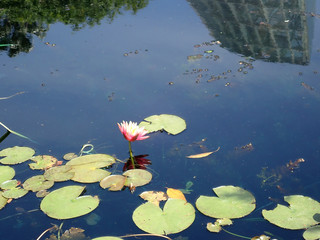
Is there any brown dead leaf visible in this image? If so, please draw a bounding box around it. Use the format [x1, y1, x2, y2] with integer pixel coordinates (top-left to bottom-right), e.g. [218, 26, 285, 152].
[166, 188, 187, 202]
[139, 191, 168, 206]
[186, 146, 220, 158]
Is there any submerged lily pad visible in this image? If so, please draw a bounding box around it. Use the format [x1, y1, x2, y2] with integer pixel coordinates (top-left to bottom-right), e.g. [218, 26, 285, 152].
[100, 175, 125, 191]
[132, 198, 195, 234]
[44, 165, 74, 182]
[0, 146, 35, 165]
[262, 195, 320, 230]
[23, 175, 54, 192]
[0, 166, 15, 185]
[196, 185, 256, 219]
[123, 169, 152, 187]
[303, 225, 320, 240]
[40, 185, 99, 219]
[139, 114, 186, 135]
[66, 154, 115, 183]
[29, 155, 58, 170]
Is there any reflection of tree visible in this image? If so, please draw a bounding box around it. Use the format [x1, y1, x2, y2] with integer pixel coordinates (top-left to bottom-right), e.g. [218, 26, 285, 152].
[0, 0, 149, 57]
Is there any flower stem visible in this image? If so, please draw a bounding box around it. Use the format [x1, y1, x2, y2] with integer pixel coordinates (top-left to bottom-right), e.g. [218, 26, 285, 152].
[128, 141, 135, 169]
[221, 227, 251, 239]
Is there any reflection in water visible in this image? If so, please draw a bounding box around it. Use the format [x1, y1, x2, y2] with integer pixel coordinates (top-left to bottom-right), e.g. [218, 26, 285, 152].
[187, 0, 314, 65]
[0, 0, 149, 57]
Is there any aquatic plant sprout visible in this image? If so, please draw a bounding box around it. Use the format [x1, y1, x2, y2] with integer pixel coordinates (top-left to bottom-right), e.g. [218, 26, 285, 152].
[118, 121, 149, 169]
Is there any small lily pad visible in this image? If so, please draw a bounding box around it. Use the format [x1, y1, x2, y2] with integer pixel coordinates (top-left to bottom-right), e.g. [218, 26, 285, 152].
[132, 198, 195, 234]
[206, 222, 221, 233]
[23, 175, 54, 192]
[123, 169, 152, 187]
[63, 152, 78, 160]
[29, 155, 58, 170]
[303, 225, 320, 240]
[40, 185, 99, 220]
[0, 166, 15, 185]
[100, 175, 125, 191]
[196, 185, 256, 219]
[44, 165, 74, 182]
[262, 195, 320, 230]
[139, 114, 186, 135]
[0, 146, 35, 165]
[66, 154, 115, 183]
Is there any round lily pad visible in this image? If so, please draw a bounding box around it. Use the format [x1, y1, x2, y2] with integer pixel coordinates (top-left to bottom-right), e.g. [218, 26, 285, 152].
[196, 185, 256, 219]
[0, 166, 15, 185]
[262, 195, 320, 230]
[91, 237, 123, 240]
[0, 146, 35, 165]
[0, 191, 8, 210]
[100, 175, 125, 191]
[132, 198, 195, 234]
[123, 169, 152, 187]
[2, 188, 28, 199]
[40, 185, 99, 219]
[303, 225, 320, 240]
[29, 155, 58, 170]
[1, 179, 20, 189]
[63, 152, 78, 160]
[66, 154, 115, 183]
[44, 165, 74, 182]
[23, 175, 54, 192]
[139, 114, 186, 135]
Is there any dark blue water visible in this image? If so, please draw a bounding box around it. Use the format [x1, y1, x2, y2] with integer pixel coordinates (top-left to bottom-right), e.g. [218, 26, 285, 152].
[1, 1, 320, 239]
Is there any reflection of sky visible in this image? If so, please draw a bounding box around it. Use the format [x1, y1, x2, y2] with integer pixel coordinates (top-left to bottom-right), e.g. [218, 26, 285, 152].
[0, 1, 320, 239]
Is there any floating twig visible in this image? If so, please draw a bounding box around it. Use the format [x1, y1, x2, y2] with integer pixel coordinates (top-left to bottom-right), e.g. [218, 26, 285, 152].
[36, 224, 58, 240]
[0, 91, 25, 100]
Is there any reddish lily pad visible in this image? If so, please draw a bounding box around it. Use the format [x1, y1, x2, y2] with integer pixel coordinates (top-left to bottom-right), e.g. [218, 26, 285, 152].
[0, 146, 35, 165]
[29, 155, 59, 170]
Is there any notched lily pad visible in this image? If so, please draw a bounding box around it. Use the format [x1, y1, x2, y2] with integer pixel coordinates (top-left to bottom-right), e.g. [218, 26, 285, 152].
[23, 175, 54, 192]
[123, 169, 152, 187]
[196, 185, 256, 219]
[66, 154, 115, 183]
[139, 114, 186, 135]
[100, 175, 125, 191]
[262, 195, 320, 230]
[40, 185, 99, 220]
[0, 146, 35, 165]
[44, 165, 74, 182]
[29, 155, 59, 170]
[0, 166, 15, 185]
[133, 198, 195, 234]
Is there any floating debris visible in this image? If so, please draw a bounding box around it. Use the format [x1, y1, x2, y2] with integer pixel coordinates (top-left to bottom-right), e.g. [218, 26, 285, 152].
[301, 82, 314, 91]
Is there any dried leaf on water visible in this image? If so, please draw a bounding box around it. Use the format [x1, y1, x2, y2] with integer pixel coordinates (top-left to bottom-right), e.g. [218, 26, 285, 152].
[186, 147, 220, 158]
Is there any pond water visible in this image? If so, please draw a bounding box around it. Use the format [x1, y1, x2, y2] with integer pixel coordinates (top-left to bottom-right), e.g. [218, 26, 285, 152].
[1, 0, 320, 239]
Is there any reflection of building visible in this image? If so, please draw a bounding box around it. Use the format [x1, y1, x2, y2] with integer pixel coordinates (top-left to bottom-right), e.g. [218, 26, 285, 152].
[187, 0, 314, 65]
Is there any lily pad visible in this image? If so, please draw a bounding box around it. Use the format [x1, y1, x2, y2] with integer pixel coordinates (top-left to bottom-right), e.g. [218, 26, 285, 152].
[196, 185, 256, 219]
[0, 166, 15, 185]
[139, 114, 186, 135]
[1, 179, 20, 189]
[1, 180, 28, 199]
[100, 175, 125, 191]
[123, 169, 152, 187]
[44, 165, 74, 182]
[92, 238, 123, 240]
[29, 155, 58, 170]
[40, 185, 99, 219]
[303, 225, 320, 240]
[206, 222, 221, 233]
[132, 198, 195, 234]
[262, 195, 320, 230]
[0, 146, 35, 165]
[66, 154, 115, 183]
[22, 175, 54, 192]
[0, 191, 8, 210]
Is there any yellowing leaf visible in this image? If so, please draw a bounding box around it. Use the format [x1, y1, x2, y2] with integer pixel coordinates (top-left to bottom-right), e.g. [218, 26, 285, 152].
[166, 188, 187, 202]
[186, 147, 220, 159]
[139, 191, 168, 206]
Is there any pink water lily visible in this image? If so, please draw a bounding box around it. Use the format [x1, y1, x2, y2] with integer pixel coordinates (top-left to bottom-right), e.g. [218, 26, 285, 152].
[117, 121, 149, 142]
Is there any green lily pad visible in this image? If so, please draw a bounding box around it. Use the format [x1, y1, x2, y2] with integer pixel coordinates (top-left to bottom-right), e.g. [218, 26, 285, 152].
[206, 222, 221, 233]
[262, 195, 320, 230]
[66, 154, 115, 183]
[44, 165, 74, 182]
[123, 169, 152, 187]
[1, 179, 20, 189]
[132, 198, 195, 234]
[100, 175, 125, 191]
[139, 114, 186, 135]
[303, 225, 320, 240]
[2, 188, 28, 199]
[0, 191, 8, 210]
[196, 185, 256, 219]
[22, 175, 54, 192]
[40, 185, 99, 220]
[91, 237, 123, 240]
[0, 166, 15, 185]
[0, 146, 35, 165]
[29, 155, 58, 170]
